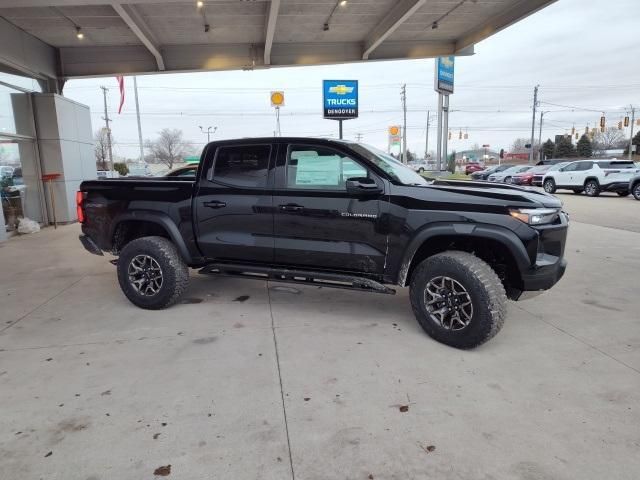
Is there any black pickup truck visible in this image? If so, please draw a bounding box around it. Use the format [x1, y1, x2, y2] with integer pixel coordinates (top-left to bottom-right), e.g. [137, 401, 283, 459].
[78, 138, 568, 349]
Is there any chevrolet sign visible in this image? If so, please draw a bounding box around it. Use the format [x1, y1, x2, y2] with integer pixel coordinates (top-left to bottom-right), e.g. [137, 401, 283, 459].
[323, 80, 358, 119]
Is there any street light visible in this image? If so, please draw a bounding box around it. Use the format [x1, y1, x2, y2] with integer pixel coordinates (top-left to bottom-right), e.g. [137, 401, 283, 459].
[199, 125, 217, 143]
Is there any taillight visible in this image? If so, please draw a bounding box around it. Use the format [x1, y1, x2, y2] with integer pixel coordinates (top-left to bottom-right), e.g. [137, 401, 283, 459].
[76, 191, 86, 223]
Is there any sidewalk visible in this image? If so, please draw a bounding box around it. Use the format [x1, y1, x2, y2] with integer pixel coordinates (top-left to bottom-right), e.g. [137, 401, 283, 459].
[1, 223, 639, 479]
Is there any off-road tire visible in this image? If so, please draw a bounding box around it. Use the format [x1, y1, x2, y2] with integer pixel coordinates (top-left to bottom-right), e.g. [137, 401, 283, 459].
[543, 178, 556, 193]
[616, 191, 629, 197]
[117, 236, 189, 309]
[584, 179, 600, 197]
[409, 251, 507, 349]
[633, 183, 640, 201]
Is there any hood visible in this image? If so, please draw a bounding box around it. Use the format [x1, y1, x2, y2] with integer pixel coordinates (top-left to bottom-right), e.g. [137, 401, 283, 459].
[424, 179, 562, 209]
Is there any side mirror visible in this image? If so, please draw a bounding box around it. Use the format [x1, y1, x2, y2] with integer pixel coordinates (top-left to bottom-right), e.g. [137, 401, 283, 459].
[345, 177, 382, 195]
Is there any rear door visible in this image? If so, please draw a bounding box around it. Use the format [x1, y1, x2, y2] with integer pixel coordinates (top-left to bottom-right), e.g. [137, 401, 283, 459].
[194, 143, 274, 263]
[272, 143, 387, 275]
[572, 161, 593, 185]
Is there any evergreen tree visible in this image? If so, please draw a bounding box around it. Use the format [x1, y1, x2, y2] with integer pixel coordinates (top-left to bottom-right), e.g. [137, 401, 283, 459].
[553, 136, 574, 158]
[447, 150, 457, 174]
[542, 139, 555, 159]
[576, 134, 593, 157]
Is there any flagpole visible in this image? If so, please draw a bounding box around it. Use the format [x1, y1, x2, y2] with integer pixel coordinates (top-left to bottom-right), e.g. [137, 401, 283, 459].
[133, 76, 144, 163]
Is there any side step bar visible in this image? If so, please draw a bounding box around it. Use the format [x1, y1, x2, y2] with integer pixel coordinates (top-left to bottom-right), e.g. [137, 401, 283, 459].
[198, 263, 395, 295]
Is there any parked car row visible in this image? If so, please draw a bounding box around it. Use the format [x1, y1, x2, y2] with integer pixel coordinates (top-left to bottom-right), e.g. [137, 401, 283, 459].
[467, 159, 640, 199]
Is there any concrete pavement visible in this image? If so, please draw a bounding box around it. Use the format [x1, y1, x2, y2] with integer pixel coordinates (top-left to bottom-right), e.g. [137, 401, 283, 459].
[1, 216, 639, 479]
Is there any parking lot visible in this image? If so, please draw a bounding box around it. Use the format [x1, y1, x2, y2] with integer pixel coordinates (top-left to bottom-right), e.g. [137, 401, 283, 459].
[1, 192, 639, 480]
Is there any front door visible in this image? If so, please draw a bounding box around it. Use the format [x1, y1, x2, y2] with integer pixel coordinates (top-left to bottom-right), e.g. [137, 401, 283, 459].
[273, 143, 387, 275]
[194, 143, 274, 263]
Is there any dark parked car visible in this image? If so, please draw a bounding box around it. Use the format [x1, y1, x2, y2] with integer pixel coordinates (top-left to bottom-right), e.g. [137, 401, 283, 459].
[630, 174, 640, 200]
[78, 138, 568, 349]
[470, 164, 515, 181]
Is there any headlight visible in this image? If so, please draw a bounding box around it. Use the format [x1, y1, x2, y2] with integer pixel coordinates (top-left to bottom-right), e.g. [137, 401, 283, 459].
[509, 208, 559, 225]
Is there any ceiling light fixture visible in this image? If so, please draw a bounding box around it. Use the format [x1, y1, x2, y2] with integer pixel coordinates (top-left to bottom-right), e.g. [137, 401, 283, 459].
[75, 26, 84, 39]
[196, 0, 204, 8]
[339, 0, 348, 6]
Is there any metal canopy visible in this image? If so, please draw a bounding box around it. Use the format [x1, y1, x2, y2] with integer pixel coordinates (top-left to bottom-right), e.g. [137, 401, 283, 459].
[0, 0, 556, 79]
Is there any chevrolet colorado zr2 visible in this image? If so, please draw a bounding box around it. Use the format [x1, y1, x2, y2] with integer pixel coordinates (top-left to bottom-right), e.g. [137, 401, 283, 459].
[78, 138, 568, 349]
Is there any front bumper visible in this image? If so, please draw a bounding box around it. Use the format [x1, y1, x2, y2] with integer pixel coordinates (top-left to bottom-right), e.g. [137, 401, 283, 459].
[79, 234, 103, 256]
[514, 211, 568, 299]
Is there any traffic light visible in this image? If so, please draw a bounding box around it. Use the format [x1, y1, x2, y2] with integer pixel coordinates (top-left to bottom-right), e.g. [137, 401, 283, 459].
[618, 121, 623, 130]
[448, 131, 452, 140]
[464, 132, 468, 140]
[499, 148, 504, 159]
[458, 130, 462, 140]
[624, 116, 629, 127]
[575, 132, 579, 140]
[571, 126, 575, 135]
[585, 126, 589, 135]
[600, 126, 605, 133]
[600, 116, 606, 128]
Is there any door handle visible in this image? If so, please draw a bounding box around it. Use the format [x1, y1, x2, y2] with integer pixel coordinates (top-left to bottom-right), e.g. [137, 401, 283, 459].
[204, 200, 227, 209]
[279, 203, 304, 212]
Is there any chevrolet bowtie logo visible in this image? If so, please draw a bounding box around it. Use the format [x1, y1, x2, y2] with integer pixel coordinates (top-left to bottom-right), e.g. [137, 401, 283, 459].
[329, 85, 354, 95]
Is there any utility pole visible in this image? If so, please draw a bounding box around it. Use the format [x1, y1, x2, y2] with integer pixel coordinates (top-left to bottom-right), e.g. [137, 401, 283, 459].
[529, 84, 539, 164]
[133, 76, 144, 163]
[629, 105, 636, 160]
[538, 111, 545, 161]
[401, 84, 407, 164]
[100, 86, 114, 171]
[425, 109, 430, 159]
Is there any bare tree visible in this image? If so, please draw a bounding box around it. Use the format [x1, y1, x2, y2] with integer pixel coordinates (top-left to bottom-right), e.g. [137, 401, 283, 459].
[145, 128, 193, 169]
[94, 128, 113, 170]
[593, 127, 626, 154]
[511, 137, 539, 153]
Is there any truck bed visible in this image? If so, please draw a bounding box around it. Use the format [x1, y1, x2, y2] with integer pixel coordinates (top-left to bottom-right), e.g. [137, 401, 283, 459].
[80, 178, 197, 256]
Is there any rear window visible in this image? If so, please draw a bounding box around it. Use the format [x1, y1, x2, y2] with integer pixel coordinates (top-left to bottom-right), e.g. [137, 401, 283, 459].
[211, 145, 271, 188]
[597, 161, 636, 169]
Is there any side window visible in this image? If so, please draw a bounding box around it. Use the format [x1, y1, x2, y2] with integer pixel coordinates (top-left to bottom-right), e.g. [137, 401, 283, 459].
[563, 163, 579, 172]
[211, 145, 271, 188]
[577, 161, 592, 171]
[286, 145, 368, 190]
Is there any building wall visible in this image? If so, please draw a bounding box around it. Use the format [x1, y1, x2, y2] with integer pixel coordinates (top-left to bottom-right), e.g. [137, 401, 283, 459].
[33, 94, 95, 223]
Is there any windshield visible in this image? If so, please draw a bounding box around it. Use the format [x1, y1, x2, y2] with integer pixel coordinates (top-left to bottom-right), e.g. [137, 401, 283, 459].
[351, 144, 429, 186]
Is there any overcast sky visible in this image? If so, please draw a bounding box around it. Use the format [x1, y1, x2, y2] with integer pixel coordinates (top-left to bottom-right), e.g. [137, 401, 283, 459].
[64, 0, 640, 160]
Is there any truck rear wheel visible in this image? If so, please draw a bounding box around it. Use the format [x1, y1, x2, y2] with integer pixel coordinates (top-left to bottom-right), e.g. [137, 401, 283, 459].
[409, 251, 506, 349]
[117, 236, 189, 309]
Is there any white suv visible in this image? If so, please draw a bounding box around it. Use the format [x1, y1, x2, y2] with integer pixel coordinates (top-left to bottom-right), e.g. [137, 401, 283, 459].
[542, 160, 640, 197]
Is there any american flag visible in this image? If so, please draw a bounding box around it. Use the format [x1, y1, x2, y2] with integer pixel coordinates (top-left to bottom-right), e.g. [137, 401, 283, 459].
[116, 76, 125, 114]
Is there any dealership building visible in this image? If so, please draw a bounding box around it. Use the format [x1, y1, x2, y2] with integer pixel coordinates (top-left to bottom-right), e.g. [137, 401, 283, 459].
[0, 0, 555, 241]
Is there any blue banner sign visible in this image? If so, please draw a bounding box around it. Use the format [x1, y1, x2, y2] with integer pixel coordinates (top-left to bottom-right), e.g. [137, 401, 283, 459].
[435, 56, 454, 94]
[323, 80, 358, 119]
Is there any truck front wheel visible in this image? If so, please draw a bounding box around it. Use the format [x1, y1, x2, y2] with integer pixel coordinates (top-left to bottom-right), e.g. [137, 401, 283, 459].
[409, 251, 507, 349]
[117, 236, 189, 309]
